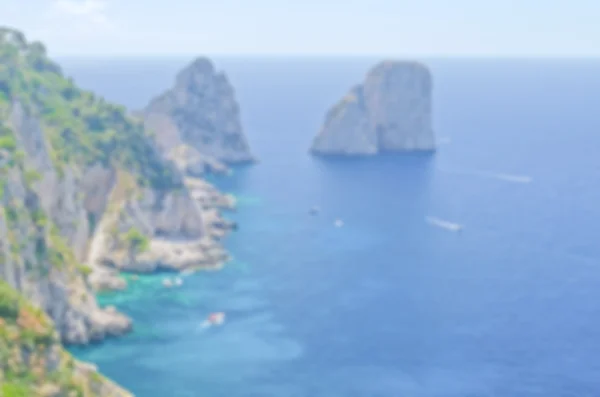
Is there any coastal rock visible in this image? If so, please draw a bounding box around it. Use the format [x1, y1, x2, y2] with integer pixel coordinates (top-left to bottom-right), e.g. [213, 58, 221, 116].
[99, 175, 235, 274]
[87, 268, 127, 292]
[311, 60, 435, 155]
[167, 144, 230, 177]
[143, 57, 254, 167]
[185, 176, 236, 211]
[0, 279, 133, 396]
[107, 237, 230, 273]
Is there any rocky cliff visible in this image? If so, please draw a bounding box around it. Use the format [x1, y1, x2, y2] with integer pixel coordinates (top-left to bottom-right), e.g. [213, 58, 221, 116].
[0, 28, 236, 395]
[0, 280, 132, 396]
[310, 60, 435, 155]
[0, 28, 140, 346]
[143, 57, 254, 175]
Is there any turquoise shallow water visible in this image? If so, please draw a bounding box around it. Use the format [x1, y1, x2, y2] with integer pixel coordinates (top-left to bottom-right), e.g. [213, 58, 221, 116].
[65, 58, 600, 396]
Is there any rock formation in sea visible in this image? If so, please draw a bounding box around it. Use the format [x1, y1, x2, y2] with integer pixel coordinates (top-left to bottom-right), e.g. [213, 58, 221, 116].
[0, 27, 237, 394]
[142, 57, 254, 175]
[310, 60, 435, 155]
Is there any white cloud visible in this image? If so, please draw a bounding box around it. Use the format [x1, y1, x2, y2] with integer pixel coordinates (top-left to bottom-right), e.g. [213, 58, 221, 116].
[50, 0, 111, 27]
[21, 0, 119, 54]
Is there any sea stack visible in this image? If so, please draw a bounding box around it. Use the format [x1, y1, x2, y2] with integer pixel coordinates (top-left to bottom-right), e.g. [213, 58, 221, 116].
[310, 60, 435, 155]
[143, 57, 254, 173]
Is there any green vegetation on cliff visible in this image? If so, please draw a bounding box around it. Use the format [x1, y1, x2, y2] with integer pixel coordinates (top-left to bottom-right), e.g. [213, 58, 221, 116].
[0, 125, 16, 151]
[0, 26, 180, 281]
[0, 281, 114, 397]
[123, 227, 151, 253]
[0, 27, 181, 190]
[0, 28, 142, 396]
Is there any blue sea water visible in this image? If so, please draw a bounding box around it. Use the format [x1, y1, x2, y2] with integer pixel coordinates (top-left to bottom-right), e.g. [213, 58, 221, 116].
[62, 57, 600, 397]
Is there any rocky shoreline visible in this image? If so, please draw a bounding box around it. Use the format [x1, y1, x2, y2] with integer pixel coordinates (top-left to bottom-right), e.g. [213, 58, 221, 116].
[87, 175, 236, 291]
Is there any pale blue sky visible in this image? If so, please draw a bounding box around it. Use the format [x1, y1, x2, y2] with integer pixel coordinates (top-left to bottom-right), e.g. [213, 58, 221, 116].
[1, 0, 599, 57]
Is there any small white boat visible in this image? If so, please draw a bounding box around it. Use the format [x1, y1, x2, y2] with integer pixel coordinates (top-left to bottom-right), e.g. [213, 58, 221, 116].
[209, 312, 225, 325]
[174, 277, 183, 286]
[334, 219, 344, 228]
[162, 278, 173, 287]
[200, 312, 226, 329]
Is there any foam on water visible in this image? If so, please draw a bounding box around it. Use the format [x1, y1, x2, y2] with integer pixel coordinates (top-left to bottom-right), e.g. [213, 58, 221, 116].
[425, 216, 463, 232]
[439, 168, 533, 184]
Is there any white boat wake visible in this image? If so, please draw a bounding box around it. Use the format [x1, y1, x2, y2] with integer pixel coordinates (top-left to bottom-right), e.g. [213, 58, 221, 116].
[426, 216, 463, 232]
[439, 168, 532, 184]
[485, 172, 532, 184]
[197, 321, 212, 331]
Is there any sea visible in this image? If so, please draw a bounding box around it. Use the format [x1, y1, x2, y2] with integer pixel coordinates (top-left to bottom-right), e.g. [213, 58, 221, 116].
[60, 57, 600, 397]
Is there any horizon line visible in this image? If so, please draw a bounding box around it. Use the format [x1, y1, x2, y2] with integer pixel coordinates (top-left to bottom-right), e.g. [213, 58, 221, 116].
[52, 53, 600, 60]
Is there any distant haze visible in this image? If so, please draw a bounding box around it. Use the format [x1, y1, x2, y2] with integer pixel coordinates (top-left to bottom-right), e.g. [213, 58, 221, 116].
[2, 0, 600, 57]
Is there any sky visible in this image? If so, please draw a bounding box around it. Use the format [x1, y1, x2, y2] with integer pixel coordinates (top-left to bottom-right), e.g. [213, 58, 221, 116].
[1, 0, 599, 57]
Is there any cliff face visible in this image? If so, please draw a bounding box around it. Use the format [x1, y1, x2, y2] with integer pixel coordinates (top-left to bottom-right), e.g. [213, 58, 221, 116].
[0, 280, 132, 397]
[0, 28, 224, 346]
[143, 57, 254, 173]
[1, 65, 132, 345]
[311, 60, 435, 155]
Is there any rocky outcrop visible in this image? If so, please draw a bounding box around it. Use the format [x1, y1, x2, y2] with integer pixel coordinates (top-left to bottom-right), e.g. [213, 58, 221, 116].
[88, 171, 234, 275]
[167, 144, 230, 177]
[0, 280, 133, 396]
[143, 57, 254, 172]
[311, 60, 435, 155]
[80, 151, 236, 287]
